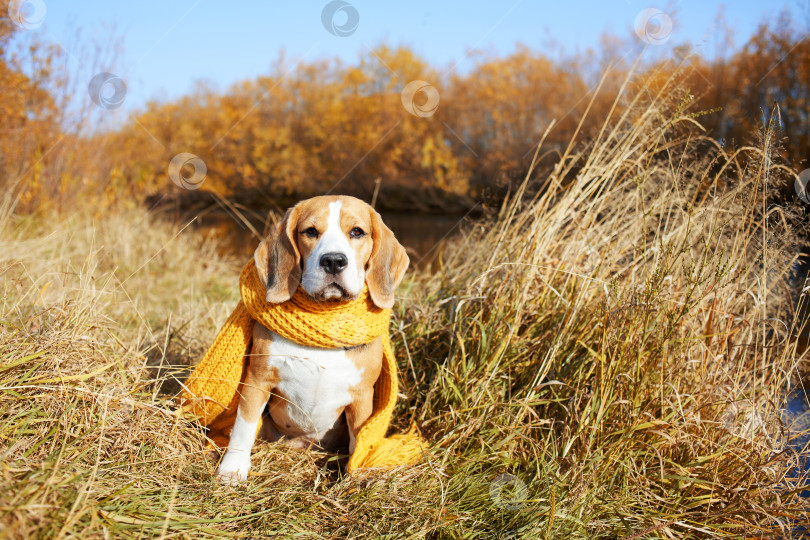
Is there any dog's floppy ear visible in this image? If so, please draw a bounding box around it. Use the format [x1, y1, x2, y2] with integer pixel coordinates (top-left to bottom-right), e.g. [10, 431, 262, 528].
[254, 206, 302, 303]
[366, 208, 409, 309]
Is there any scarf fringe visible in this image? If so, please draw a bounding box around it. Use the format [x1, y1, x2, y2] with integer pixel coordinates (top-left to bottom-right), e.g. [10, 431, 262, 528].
[348, 429, 425, 471]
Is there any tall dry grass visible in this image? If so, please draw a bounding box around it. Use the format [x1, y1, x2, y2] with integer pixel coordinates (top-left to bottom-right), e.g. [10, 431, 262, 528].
[0, 66, 808, 538]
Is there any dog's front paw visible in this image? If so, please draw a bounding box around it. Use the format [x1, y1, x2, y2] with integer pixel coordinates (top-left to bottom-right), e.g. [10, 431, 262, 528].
[217, 451, 251, 486]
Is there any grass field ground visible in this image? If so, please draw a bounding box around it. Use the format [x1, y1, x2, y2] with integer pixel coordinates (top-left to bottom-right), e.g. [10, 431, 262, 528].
[1, 68, 809, 538]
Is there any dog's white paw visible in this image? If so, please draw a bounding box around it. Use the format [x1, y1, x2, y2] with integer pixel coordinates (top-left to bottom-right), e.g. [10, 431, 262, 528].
[217, 451, 251, 486]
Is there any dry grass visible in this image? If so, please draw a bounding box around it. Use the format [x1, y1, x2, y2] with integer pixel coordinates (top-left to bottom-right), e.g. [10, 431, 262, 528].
[1, 67, 809, 538]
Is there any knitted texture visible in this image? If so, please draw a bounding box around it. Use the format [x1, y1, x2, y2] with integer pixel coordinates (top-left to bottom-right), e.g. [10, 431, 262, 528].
[181, 259, 423, 471]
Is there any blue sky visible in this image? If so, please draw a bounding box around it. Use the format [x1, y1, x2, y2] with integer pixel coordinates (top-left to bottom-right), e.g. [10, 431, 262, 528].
[13, 0, 807, 117]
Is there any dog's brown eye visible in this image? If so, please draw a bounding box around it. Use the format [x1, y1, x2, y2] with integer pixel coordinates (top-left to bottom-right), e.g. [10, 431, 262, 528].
[350, 227, 366, 238]
[303, 227, 319, 238]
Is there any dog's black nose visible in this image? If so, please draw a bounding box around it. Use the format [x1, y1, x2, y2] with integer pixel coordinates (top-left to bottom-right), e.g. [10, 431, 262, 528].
[320, 252, 348, 275]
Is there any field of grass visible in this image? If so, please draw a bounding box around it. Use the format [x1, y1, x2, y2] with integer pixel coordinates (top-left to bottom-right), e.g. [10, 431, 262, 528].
[1, 70, 809, 538]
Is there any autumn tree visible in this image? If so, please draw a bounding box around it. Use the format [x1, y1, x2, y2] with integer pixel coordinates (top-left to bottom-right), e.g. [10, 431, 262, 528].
[441, 46, 588, 194]
[728, 13, 810, 166]
[0, 0, 61, 211]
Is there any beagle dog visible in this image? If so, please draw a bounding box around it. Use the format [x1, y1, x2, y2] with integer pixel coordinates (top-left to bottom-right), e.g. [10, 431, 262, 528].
[217, 195, 409, 484]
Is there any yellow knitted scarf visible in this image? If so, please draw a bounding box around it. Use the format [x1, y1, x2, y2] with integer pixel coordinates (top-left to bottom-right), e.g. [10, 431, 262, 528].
[181, 259, 423, 471]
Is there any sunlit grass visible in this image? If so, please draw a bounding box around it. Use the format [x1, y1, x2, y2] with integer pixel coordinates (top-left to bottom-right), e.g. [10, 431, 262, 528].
[1, 66, 809, 538]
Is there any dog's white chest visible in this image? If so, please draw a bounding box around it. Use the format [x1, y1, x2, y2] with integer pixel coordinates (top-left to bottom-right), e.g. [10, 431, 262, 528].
[266, 332, 363, 438]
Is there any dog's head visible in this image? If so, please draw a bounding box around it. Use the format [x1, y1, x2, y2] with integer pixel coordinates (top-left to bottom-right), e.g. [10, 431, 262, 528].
[253, 195, 409, 308]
